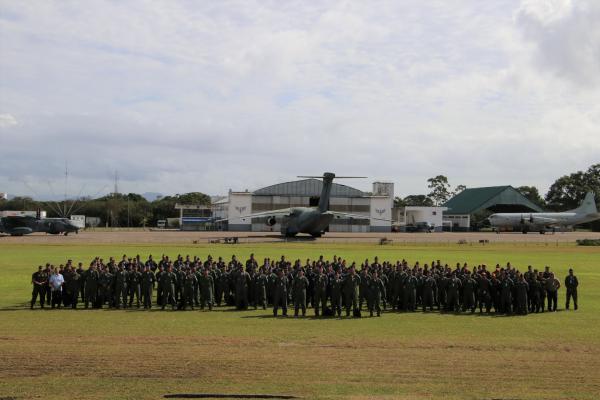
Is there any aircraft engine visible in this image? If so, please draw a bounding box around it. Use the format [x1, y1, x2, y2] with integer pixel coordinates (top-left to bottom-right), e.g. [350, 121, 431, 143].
[9, 227, 33, 236]
[266, 216, 277, 226]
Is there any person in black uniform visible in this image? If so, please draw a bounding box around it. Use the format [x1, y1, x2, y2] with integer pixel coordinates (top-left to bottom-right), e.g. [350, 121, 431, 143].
[31, 266, 48, 309]
[565, 268, 579, 310]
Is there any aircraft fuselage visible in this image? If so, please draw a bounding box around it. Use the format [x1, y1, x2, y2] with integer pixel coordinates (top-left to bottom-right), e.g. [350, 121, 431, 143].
[281, 207, 334, 237]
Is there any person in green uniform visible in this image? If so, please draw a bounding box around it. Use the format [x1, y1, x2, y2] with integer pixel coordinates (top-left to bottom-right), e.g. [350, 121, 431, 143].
[515, 273, 529, 315]
[84, 264, 99, 309]
[182, 269, 197, 310]
[254, 269, 268, 310]
[141, 265, 156, 309]
[343, 267, 361, 317]
[367, 270, 385, 317]
[331, 271, 343, 317]
[292, 269, 309, 317]
[113, 265, 128, 309]
[199, 268, 214, 310]
[160, 265, 177, 310]
[235, 266, 251, 310]
[313, 266, 328, 317]
[272, 269, 288, 317]
[128, 265, 142, 308]
[462, 272, 477, 313]
[421, 270, 436, 312]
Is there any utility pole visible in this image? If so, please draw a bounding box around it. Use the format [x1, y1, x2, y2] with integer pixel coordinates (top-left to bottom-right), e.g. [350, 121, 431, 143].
[64, 161, 68, 217]
[113, 170, 119, 195]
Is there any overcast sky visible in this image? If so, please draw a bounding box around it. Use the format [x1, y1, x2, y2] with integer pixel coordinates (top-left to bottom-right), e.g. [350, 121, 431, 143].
[1, 0, 599, 200]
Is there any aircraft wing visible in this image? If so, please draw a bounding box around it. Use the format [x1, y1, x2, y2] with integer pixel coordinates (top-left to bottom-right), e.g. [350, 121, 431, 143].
[215, 208, 293, 222]
[327, 211, 396, 223]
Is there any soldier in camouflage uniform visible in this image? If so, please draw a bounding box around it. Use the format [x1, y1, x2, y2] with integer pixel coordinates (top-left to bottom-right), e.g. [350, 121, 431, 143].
[113, 265, 128, 309]
[160, 265, 178, 310]
[403, 270, 417, 312]
[462, 272, 477, 313]
[421, 270, 436, 312]
[199, 268, 214, 310]
[84, 264, 99, 309]
[141, 265, 156, 309]
[98, 267, 113, 308]
[182, 270, 197, 310]
[313, 265, 328, 317]
[128, 265, 142, 308]
[254, 269, 268, 310]
[292, 269, 309, 317]
[272, 269, 288, 317]
[331, 271, 343, 317]
[343, 267, 361, 317]
[367, 270, 385, 317]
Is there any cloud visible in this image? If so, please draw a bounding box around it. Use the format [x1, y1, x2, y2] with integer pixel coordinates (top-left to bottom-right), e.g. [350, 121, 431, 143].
[516, 0, 600, 87]
[0, 113, 17, 127]
[0, 0, 598, 200]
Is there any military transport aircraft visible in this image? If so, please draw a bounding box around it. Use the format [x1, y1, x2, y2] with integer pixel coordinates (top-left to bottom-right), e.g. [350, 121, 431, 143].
[488, 192, 600, 234]
[218, 172, 394, 237]
[0, 213, 79, 236]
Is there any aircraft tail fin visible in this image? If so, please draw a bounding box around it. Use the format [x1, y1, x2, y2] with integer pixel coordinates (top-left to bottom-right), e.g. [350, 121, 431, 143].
[297, 173, 366, 213]
[572, 192, 598, 214]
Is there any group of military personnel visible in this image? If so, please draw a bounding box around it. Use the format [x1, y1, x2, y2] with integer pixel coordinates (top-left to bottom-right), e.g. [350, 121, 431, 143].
[30, 253, 580, 317]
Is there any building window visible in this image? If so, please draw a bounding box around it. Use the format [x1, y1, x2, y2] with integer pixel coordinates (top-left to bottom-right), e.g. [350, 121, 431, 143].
[432, 211, 437, 215]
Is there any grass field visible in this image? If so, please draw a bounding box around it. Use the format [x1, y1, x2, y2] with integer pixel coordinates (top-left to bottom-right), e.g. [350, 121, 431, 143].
[1, 241, 599, 400]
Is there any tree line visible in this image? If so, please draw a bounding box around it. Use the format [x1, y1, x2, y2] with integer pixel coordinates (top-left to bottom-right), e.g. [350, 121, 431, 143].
[0, 192, 210, 228]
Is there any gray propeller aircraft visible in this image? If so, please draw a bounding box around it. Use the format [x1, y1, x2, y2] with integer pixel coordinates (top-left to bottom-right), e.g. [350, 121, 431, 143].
[219, 172, 393, 237]
[0, 212, 80, 236]
[488, 192, 600, 234]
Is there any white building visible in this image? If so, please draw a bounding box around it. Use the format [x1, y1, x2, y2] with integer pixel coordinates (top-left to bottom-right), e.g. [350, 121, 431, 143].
[0, 210, 47, 218]
[214, 179, 394, 233]
[0, 192, 7, 200]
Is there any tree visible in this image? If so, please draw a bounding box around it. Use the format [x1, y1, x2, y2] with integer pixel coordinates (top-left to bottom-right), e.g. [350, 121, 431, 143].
[403, 195, 434, 207]
[516, 186, 546, 208]
[427, 175, 452, 205]
[545, 163, 600, 231]
[453, 185, 467, 196]
[149, 192, 211, 226]
[393, 196, 407, 208]
[545, 164, 600, 210]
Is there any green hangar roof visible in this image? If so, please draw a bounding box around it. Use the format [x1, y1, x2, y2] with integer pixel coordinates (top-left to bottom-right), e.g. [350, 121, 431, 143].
[443, 186, 544, 215]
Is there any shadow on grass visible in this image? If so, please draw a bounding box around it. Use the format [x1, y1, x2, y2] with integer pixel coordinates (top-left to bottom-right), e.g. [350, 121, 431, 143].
[164, 394, 298, 399]
[1, 301, 568, 319]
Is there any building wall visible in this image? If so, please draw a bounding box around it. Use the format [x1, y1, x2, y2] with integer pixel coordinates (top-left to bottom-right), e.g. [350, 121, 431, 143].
[227, 192, 253, 231]
[404, 206, 447, 232]
[445, 214, 470, 229]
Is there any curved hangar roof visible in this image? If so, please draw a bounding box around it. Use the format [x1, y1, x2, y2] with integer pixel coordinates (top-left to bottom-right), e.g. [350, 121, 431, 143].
[254, 178, 365, 197]
[443, 186, 544, 214]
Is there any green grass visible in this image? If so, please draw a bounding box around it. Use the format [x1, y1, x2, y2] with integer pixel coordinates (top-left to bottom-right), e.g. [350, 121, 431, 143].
[1, 242, 600, 399]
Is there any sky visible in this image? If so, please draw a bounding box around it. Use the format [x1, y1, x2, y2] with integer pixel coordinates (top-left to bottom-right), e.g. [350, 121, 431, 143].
[1, 0, 599, 200]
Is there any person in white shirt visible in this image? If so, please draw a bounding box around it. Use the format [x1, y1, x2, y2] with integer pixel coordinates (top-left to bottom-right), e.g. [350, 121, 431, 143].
[49, 270, 64, 309]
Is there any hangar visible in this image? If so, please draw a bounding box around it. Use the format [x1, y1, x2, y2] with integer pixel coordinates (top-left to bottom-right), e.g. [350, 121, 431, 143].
[443, 186, 544, 230]
[215, 179, 394, 233]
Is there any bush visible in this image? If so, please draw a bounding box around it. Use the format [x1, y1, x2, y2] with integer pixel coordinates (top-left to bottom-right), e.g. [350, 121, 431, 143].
[576, 239, 600, 246]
